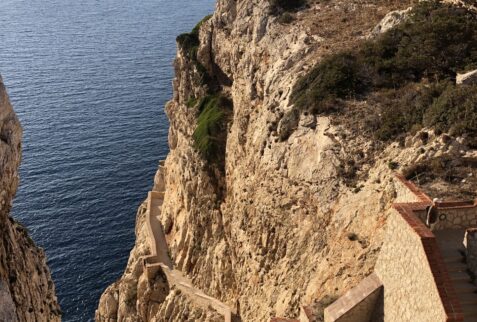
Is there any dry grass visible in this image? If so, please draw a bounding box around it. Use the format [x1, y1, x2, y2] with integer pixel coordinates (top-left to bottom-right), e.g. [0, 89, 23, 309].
[302, 0, 414, 58]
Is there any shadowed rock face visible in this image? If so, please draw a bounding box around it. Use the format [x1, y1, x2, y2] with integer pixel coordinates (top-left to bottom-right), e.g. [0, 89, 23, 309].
[0, 77, 61, 322]
[0, 280, 16, 322]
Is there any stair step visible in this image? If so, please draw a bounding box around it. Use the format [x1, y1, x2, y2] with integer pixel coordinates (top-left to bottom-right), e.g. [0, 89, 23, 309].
[464, 311, 477, 318]
[450, 276, 472, 283]
[457, 294, 477, 305]
[440, 250, 465, 257]
[454, 285, 477, 294]
[460, 303, 477, 314]
[449, 271, 472, 281]
[444, 263, 467, 271]
[443, 255, 466, 263]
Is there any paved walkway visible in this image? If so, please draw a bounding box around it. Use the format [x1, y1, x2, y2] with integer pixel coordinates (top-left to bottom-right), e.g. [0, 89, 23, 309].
[435, 229, 477, 320]
[147, 193, 173, 268]
[144, 165, 233, 322]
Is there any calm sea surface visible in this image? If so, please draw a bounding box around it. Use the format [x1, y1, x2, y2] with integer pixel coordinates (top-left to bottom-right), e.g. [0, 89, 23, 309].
[0, 0, 215, 320]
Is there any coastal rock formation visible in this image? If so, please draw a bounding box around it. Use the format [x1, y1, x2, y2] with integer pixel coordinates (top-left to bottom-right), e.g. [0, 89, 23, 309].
[97, 0, 477, 321]
[0, 77, 61, 321]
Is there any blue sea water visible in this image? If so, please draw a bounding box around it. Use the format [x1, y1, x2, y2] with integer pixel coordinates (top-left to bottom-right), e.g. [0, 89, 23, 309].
[0, 0, 215, 320]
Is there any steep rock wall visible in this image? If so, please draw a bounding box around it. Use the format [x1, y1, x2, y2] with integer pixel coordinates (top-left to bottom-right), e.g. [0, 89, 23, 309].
[0, 77, 61, 321]
[97, 0, 477, 321]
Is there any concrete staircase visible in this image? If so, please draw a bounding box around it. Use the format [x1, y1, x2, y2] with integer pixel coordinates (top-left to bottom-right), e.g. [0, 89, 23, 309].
[435, 229, 477, 321]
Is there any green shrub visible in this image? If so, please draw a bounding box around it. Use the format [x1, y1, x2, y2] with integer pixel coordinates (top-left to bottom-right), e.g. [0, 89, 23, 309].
[363, 2, 477, 85]
[176, 14, 213, 84]
[424, 84, 477, 136]
[270, 0, 305, 13]
[277, 12, 294, 24]
[388, 161, 399, 170]
[376, 83, 477, 140]
[186, 96, 199, 108]
[176, 15, 212, 60]
[291, 0, 477, 140]
[193, 95, 232, 158]
[375, 82, 446, 141]
[291, 52, 368, 113]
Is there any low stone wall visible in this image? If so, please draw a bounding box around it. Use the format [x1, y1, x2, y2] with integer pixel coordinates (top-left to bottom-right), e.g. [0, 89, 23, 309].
[431, 202, 477, 230]
[464, 228, 477, 278]
[374, 206, 462, 322]
[323, 273, 382, 322]
[394, 174, 432, 203]
[394, 175, 477, 231]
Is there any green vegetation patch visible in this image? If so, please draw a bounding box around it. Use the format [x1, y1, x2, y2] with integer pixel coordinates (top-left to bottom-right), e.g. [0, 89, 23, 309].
[376, 82, 477, 140]
[277, 12, 295, 24]
[424, 84, 477, 136]
[176, 14, 212, 59]
[291, 52, 368, 114]
[270, 0, 306, 12]
[374, 82, 445, 141]
[193, 94, 232, 158]
[176, 14, 213, 86]
[291, 1, 477, 140]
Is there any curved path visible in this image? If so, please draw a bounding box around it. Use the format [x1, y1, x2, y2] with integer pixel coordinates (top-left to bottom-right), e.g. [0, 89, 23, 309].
[143, 163, 232, 322]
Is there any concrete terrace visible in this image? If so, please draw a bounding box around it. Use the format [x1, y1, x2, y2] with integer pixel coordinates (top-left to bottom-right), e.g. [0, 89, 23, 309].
[143, 161, 233, 322]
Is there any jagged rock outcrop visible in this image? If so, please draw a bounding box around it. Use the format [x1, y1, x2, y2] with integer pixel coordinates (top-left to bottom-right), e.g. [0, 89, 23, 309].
[0, 77, 61, 321]
[97, 0, 477, 321]
[371, 7, 412, 36]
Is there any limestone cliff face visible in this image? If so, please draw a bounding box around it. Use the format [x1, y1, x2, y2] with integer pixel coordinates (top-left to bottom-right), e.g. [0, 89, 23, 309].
[0, 77, 61, 322]
[96, 0, 473, 321]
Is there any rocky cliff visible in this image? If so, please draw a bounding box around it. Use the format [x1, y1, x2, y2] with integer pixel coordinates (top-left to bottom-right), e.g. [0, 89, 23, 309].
[96, 0, 477, 321]
[0, 77, 61, 321]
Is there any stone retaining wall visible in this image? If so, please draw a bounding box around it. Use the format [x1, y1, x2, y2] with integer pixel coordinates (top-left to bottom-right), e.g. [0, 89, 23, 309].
[394, 174, 432, 203]
[431, 202, 477, 230]
[394, 175, 477, 231]
[374, 205, 462, 322]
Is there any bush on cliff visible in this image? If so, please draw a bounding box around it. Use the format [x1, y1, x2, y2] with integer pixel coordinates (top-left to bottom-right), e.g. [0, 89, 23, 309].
[375, 82, 477, 141]
[291, 52, 368, 114]
[270, 0, 306, 14]
[424, 84, 477, 136]
[362, 1, 477, 86]
[193, 94, 232, 158]
[176, 15, 212, 62]
[290, 0, 477, 140]
[176, 15, 213, 86]
[374, 82, 446, 141]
